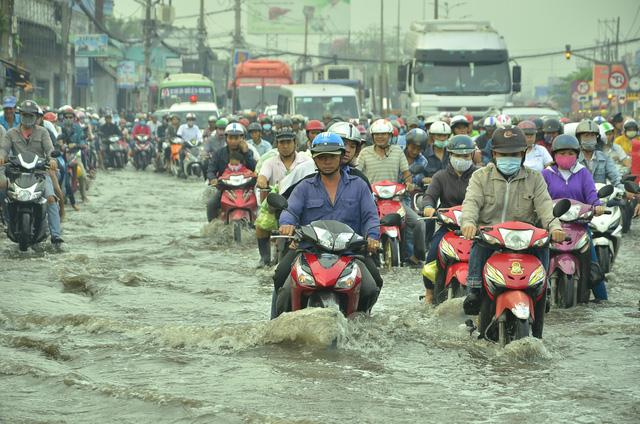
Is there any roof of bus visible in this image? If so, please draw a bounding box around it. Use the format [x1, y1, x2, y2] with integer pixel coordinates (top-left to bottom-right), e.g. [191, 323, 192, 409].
[278, 84, 358, 97]
[160, 73, 214, 87]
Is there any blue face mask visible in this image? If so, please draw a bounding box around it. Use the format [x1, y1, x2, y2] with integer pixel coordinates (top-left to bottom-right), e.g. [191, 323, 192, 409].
[139, 120, 146, 126]
[495, 157, 521, 176]
[263, 124, 272, 131]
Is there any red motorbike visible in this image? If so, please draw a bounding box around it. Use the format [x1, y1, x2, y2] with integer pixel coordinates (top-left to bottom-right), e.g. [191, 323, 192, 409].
[371, 180, 406, 269]
[475, 200, 569, 346]
[430, 206, 472, 304]
[218, 172, 258, 243]
[267, 194, 401, 317]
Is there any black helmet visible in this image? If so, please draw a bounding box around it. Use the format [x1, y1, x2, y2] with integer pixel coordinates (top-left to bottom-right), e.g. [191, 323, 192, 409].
[551, 134, 580, 153]
[405, 128, 428, 147]
[248, 122, 262, 132]
[447, 135, 476, 154]
[275, 126, 296, 141]
[491, 127, 527, 153]
[543, 117, 562, 133]
[533, 118, 544, 131]
[18, 100, 40, 115]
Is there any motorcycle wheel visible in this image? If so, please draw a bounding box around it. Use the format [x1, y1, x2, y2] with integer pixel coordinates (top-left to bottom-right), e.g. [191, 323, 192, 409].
[383, 237, 400, 270]
[448, 279, 464, 300]
[555, 273, 575, 309]
[510, 317, 530, 343]
[433, 264, 447, 305]
[233, 222, 242, 243]
[478, 294, 495, 341]
[18, 212, 31, 252]
[597, 245, 611, 274]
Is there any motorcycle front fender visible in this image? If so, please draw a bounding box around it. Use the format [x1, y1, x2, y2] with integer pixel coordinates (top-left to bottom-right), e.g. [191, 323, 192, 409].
[592, 236, 611, 247]
[229, 209, 250, 223]
[549, 253, 577, 276]
[495, 290, 534, 320]
[445, 261, 468, 287]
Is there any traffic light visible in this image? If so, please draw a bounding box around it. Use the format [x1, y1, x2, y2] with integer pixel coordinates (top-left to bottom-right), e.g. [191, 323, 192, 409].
[565, 44, 571, 60]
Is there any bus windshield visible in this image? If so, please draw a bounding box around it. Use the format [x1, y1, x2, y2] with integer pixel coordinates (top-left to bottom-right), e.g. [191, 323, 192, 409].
[160, 86, 215, 108]
[237, 86, 280, 111]
[294, 96, 358, 120]
[413, 61, 510, 95]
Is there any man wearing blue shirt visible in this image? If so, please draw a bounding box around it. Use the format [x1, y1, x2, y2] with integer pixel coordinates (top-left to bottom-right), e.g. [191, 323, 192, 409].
[0, 96, 20, 130]
[272, 133, 382, 318]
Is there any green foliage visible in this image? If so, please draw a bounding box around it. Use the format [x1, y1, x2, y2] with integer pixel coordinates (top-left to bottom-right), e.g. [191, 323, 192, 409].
[550, 67, 592, 113]
[106, 16, 143, 40]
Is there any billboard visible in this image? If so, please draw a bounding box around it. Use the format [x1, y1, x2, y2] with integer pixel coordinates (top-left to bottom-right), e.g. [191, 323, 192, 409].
[74, 34, 109, 57]
[247, 0, 351, 34]
[75, 57, 90, 87]
[117, 61, 139, 89]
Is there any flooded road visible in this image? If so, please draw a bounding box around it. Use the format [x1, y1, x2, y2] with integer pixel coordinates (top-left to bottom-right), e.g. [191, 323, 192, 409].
[1, 168, 639, 423]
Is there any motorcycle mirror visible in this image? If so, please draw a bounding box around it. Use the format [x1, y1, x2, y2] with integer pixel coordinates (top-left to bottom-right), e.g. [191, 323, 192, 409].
[266, 193, 288, 211]
[621, 174, 637, 183]
[624, 180, 639, 194]
[380, 213, 402, 227]
[553, 199, 571, 217]
[597, 185, 614, 198]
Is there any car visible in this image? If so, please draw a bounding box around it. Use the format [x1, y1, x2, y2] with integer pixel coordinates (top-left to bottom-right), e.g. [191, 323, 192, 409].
[500, 106, 563, 122]
[167, 101, 219, 130]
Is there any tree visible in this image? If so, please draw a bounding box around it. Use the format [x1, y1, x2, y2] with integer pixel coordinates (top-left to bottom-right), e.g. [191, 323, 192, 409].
[106, 16, 143, 41]
[550, 67, 592, 113]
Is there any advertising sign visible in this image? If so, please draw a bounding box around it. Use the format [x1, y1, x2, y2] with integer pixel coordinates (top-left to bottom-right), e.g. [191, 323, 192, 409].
[117, 61, 138, 89]
[247, 0, 351, 34]
[74, 34, 109, 57]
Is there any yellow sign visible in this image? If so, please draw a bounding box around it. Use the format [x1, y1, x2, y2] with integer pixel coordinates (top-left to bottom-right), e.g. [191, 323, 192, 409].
[627, 92, 640, 101]
[510, 262, 524, 275]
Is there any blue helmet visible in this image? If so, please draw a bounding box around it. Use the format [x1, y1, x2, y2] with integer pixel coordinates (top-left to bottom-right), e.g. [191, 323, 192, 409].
[310, 132, 345, 156]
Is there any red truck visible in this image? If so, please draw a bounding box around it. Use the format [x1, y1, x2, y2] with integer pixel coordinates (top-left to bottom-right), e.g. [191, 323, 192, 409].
[232, 59, 292, 112]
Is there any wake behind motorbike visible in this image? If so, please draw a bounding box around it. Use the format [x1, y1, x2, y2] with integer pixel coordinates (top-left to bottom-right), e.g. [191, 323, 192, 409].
[133, 134, 153, 171]
[476, 199, 570, 346]
[371, 180, 406, 269]
[267, 193, 401, 317]
[3, 152, 49, 251]
[218, 172, 258, 243]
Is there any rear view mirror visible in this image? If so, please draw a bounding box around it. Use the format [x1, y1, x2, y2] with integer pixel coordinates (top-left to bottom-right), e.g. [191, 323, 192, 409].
[380, 213, 402, 227]
[512, 65, 522, 93]
[267, 193, 288, 211]
[597, 185, 614, 198]
[622, 174, 637, 183]
[553, 199, 571, 217]
[624, 180, 639, 194]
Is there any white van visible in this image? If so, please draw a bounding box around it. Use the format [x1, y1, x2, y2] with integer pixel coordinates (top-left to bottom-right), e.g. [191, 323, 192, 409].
[276, 84, 360, 120]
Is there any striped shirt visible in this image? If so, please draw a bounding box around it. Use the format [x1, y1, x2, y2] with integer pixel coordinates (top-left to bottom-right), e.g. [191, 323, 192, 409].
[356, 145, 409, 183]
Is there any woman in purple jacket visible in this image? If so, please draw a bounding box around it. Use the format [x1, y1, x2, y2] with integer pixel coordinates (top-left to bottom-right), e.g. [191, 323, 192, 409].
[542, 134, 608, 301]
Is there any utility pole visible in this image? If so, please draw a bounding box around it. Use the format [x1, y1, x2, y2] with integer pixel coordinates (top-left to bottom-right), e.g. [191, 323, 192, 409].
[615, 16, 620, 61]
[379, 0, 384, 114]
[231, 0, 242, 112]
[60, 0, 72, 104]
[95, 0, 104, 25]
[434, 0, 439, 19]
[143, 0, 151, 111]
[198, 0, 207, 75]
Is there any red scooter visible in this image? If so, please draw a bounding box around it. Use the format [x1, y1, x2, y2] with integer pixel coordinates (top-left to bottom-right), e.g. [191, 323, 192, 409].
[430, 206, 472, 305]
[267, 193, 401, 317]
[371, 180, 406, 269]
[476, 199, 569, 346]
[218, 172, 258, 243]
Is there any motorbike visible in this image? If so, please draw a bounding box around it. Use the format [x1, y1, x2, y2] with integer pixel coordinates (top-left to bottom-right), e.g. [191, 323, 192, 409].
[267, 193, 401, 317]
[3, 152, 49, 251]
[169, 137, 184, 177]
[549, 185, 613, 307]
[133, 134, 153, 171]
[371, 180, 406, 269]
[218, 172, 258, 243]
[590, 183, 622, 274]
[476, 199, 570, 346]
[181, 139, 204, 178]
[105, 135, 128, 169]
[425, 205, 472, 305]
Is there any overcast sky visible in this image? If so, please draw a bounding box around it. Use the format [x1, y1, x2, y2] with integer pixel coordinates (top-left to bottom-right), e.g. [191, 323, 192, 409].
[114, 0, 640, 93]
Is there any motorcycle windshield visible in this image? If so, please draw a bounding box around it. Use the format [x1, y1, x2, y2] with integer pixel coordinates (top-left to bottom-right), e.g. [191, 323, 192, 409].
[306, 220, 363, 252]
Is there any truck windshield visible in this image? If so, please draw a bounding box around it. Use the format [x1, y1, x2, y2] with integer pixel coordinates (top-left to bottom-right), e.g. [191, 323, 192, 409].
[237, 86, 280, 111]
[294, 96, 358, 120]
[413, 61, 510, 95]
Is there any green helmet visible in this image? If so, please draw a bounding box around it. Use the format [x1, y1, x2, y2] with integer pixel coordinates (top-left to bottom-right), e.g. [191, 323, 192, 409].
[215, 118, 229, 128]
[600, 122, 614, 133]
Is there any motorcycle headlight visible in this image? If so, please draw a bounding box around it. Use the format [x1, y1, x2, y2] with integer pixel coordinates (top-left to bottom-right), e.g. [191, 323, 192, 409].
[575, 233, 590, 250]
[559, 204, 581, 222]
[511, 302, 530, 320]
[608, 217, 621, 231]
[439, 238, 459, 260]
[336, 263, 360, 289]
[294, 257, 315, 287]
[532, 235, 549, 248]
[374, 185, 396, 199]
[498, 229, 533, 251]
[528, 265, 545, 287]
[485, 263, 506, 286]
[10, 184, 41, 201]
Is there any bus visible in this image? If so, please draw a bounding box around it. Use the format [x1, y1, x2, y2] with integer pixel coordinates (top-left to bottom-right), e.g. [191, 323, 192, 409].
[277, 84, 360, 120]
[158, 73, 217, 109]
[232, 60, 292, 112]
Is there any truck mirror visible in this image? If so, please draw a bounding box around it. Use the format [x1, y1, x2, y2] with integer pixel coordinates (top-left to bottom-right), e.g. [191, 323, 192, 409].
[512, 65, 521, 93]
[397, 64, 407, 92]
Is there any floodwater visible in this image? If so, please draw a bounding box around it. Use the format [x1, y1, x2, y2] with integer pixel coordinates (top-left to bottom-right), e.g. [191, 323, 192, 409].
[1, 168, 639, 423]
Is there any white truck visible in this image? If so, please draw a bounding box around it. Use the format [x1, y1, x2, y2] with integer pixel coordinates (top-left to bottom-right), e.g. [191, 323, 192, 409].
[398, 20, 521, 119]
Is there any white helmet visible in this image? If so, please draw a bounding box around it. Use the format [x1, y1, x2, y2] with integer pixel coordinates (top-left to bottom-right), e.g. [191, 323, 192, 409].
[185, 112, 197, 120]
[450, 115, 469, 127]
[328, 121, 362, 143]
[424, 114, 441, 126]
[224, 122, 245, 136]
[496, 114, 511, 128]
[369, 119, 393, 135]
[483, 116, 498, 127]
[429, 121, 452, 136]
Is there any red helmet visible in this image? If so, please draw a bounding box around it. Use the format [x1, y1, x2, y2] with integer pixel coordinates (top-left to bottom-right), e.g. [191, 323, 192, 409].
[559, 117, 571, 124]
[396, 117, 405, 128]
[239, 118, 250, 128]
[306, 119, 325, 131]
[357, 125, 367, 136]
[392, 126, 399, 137]
[464, 114, 474, 124]
[43, 112, 57, 122]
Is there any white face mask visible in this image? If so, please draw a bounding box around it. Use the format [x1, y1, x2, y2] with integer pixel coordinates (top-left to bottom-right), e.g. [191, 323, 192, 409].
[450, 157, 472, 173]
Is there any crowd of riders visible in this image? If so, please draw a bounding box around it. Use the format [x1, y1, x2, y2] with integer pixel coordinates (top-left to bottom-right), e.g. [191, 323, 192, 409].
[2, 92, 640, 341]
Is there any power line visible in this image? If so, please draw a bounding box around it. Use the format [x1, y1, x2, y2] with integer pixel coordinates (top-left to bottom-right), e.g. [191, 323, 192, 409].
[174, 7, 234, 20]
[511, 36, 640, 61]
